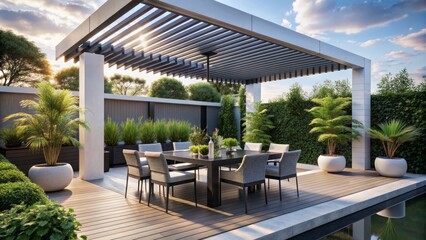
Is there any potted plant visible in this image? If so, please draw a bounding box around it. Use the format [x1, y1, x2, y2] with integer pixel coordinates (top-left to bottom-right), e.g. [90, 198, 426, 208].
[368, 119, 420, 177]
[0, 125, 24, 148]
[154, 120, 171, 151]
[198, 145, 209, 157]
[307, 96, 362, 172]
[242, 102, 274, 151]
[140, 119, 156, 144]
[222, 138, 239, 153]
[189, 145, 199, 156]
[4, 82, 88, 191]
[189, 126, 207, 155]
[168, 120, 191, 143]
[104, 117, 122, 166]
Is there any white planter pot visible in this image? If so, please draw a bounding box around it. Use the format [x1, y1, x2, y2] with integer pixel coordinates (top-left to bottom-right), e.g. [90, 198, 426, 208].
[375, 157, 407, 178]
[318, 155, 346, 172]
[28, 163, 73, 192]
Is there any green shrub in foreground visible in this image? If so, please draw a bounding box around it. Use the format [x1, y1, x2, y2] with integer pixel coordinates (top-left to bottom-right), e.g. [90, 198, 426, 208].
[0, 169, 28, 183]
[0, 162, 17, 171]
[0, 182, 48, 211]
[0, 202, 86, 240]
[0, 154, 8, 162]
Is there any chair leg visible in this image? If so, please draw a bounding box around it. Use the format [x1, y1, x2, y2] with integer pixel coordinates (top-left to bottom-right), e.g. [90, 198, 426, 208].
[219, 180, 222, 205]
[264, 181, 268, 205]
[268, 178, 270, 189]
[137, 180, 140, 194]
[125, 174, 129, 198]
[194, 180, 197, 207]
[166, 186, 170, 214]
[296, 176, 299, 198]
[243, 186, 248, 214]
[172, 186, 174, 196]
[144, 179, 147, 192]
[148, 182, 152, 206]
[279, 179, 282, 201]
[139, 182, 143, 203]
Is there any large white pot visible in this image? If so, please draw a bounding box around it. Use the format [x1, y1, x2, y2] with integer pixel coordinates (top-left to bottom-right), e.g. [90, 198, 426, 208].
[28, 163, 73, 192]
[375, 157, 407, 178]
[318, 155, 346, 172]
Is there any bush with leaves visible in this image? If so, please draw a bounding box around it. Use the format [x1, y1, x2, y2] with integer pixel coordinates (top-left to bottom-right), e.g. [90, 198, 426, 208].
[0, 162, 17, 171]
[120, 118, 139, 145]
[0, 182, 48, 211]
[199, 145, 209, 155]
[243, 102, 274, 149]
[187, 82, 221, 102]
[168, 120, 191, 142]
[0, 125, 24, 148]
[218, 95, 237, 138]
[140, 120, 156, 144]
[189, 126, 207, 146]
[0, 202, 85, 240]
[104, 117, 120, 146]
[222, 138, 239, 150]
[149, 77, 188, 99]
[154, 120, 169, 143]
[0, 154, 9, 163]
[0, 169, 28, 184]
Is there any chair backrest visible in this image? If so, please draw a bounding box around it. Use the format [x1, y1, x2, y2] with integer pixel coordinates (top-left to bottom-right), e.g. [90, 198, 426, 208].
[123, 149, 146, 177]
[173, 141, 191, 150]
[145, 151, 170, 183]
[236, 153, 269, 183]
[232, 146, 242, 151]
[279, 150, 301, 177]
[268, 143, 289, 153]
[138, 143, 163, 157]
[244, 142, 262, 152]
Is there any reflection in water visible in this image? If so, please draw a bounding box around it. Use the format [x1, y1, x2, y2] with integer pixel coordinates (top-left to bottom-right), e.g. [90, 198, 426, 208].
[323, 194, 425, 240]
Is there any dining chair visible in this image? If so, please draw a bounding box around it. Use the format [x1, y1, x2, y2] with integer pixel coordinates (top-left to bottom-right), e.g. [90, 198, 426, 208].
[220, 153, 269, 214]
[138, 143, 162, 165]
[173, 141, 191, 150]
[244, 142, 263, 151]
[265, 150, 301, 201]
[123, 149, 150, 203]
[267, 143, 290, 164]
[145, 151, 197, 213]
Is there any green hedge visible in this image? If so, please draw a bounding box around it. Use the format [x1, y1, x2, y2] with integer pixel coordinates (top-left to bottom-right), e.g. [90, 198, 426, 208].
[0, 182, 48, 211]
[0, 162, 17, 171]
[0, 154, 8, 162]
[371, 91, 426, 173]
[0, 169, 29, 183]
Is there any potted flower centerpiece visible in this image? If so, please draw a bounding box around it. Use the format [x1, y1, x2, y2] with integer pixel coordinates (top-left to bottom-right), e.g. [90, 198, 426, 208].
[307, 96, 362, 172]
[368, 119, 420, 177]
[189, 126, 207, 156]
[4, 82, 88, 191]
[222, 138, 239, 154]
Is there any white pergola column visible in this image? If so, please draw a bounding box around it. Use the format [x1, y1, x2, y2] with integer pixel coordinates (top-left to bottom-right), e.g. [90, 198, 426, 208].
[246, 83, 261, 113]
[79, 53, 104, 180]
[352, 216, 371, 240]
[352, 59, 371, 170]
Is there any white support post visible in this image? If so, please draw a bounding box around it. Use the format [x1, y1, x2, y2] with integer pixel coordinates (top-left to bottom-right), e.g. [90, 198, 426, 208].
[246, 83, 261, 113]
[353, 216, 371, 240]
[79, 53, 104, 180]
[352, 59, 371, 170]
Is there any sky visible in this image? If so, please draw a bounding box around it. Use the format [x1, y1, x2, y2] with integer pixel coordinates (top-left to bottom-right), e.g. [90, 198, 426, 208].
[0, 0, 425, 102]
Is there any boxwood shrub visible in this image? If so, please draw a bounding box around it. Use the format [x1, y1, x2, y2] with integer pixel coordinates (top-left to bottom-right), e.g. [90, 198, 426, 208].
[0, 162, 18, 171]
[0, 202, 85, 240]
[0, 182, 48, 211]
[0, 169, 29, 183]
[0, 154, 8, 162]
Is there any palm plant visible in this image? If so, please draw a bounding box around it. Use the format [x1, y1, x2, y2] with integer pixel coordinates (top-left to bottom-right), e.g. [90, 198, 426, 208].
[154, 120, 169, 143]
[368, 119, 420, 158]
[140, 120, 156, 143]
[243, 102, 274, 148]
[120, 118, 139, 145]
[104, 117, 120, 146]
[307, 96, 362, 155]
[3, 82, 88, 165]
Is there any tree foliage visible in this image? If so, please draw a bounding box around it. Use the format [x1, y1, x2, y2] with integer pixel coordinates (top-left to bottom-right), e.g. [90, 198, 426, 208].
[149, 77, 188, 99]
[54, 66, 112, 93]
[218, 95, 237, 138]
[311, 79, 351, 98]
[110, 73, 146, 96]
[0, 30, 51, 87]
[209, 82, 239, 95]
[377, 68, 416, 94]
[242, 102, 274, 148]
[238, 85, 246, 141]
[188, 82, 220, 102]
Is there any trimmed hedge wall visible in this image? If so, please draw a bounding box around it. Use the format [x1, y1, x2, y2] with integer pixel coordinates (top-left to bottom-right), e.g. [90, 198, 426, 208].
[265, 91, 425, 174]
[371, 91, 426, 174]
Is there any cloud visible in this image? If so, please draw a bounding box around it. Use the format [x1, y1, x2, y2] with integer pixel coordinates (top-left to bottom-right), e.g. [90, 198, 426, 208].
[281, 19, 292, 28]
[292, 0, 426, 35]
[360, 38, 381, 47]
[410, 66, 426, 83]
[391, 29, 426, 52]
[285, 10, 293, 16]
[384, 51, 415, 60]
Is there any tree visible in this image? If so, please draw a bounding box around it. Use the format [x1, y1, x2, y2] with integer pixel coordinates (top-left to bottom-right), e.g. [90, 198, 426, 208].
[149, 77, 188, 99]
[209, 82, 240, 95]
[377, 68, 415, 94]
[218, 95, 237, 138]
[311, 79, 351, 98]
[238, 85, 246, 141]
[187, 82, 220, 102]
[54, 66, 112, 93]
[242, 102, 274, 147]
[110, 73, 146, 96]
[0, 30, 51, 87]
[415, 76, 426, 92]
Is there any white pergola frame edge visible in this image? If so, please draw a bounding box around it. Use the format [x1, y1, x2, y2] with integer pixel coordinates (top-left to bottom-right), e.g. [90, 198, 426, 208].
[56, 0, 371, 180]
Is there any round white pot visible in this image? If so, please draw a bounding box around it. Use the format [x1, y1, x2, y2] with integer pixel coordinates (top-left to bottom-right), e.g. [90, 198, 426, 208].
[28, 163, 73, 192]
[318, 155, 346, 172]
[375, 157, 407, 178]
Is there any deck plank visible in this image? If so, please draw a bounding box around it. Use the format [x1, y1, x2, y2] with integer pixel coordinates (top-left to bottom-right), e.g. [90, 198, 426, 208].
[48, 168, 398, 239]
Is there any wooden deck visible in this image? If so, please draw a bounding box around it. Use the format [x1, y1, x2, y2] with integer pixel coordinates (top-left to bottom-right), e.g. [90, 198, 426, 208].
[48, 168, 398, 240]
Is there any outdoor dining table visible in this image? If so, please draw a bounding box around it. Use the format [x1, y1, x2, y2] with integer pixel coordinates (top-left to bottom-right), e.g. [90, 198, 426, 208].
[162, 150, 281, 208]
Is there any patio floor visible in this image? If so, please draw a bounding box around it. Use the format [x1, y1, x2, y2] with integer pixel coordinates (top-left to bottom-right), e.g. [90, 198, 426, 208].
[48, 167, 398, 239]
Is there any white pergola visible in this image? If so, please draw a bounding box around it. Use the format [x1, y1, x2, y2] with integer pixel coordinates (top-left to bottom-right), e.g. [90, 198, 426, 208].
[56, 0, 370, 180]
